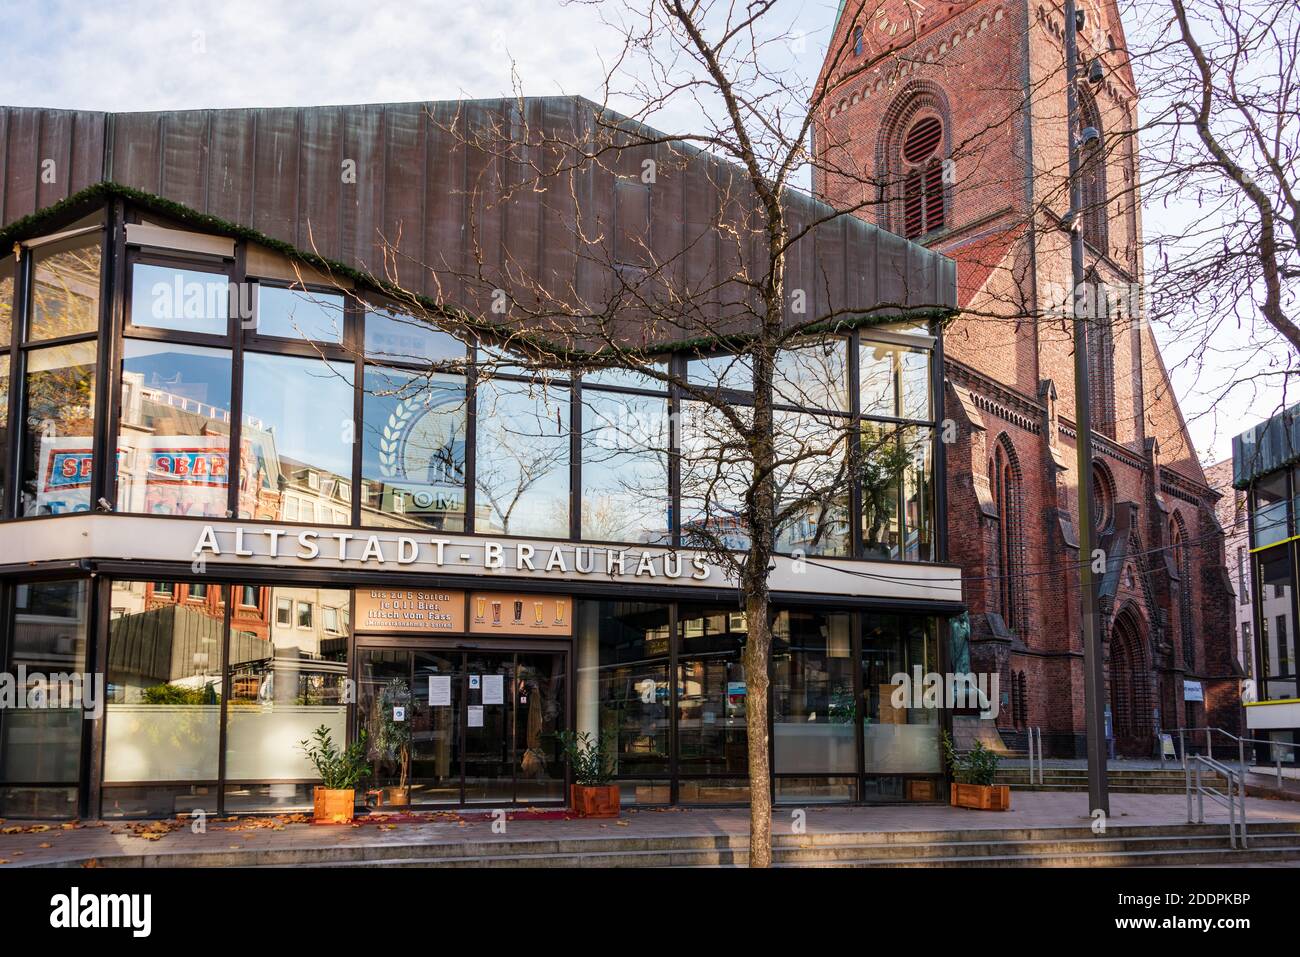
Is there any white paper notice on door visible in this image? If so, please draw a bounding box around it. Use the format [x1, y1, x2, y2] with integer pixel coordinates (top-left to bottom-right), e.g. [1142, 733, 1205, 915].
[467, 705, 484, 728]
[429, 675, 452, 707]
[482, 674, 504, 705]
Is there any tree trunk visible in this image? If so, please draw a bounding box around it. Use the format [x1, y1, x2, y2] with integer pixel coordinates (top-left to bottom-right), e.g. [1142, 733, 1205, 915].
[743, 590, 773, 867]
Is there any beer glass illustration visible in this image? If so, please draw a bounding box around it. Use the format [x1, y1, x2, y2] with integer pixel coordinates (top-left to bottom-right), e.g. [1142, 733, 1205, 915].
[554, 599, 566, 625]
[534, 601, 544, 624]
[491, 600, 502, 624]
[513, 600, 524, 623]
[476, 595, 487, 621]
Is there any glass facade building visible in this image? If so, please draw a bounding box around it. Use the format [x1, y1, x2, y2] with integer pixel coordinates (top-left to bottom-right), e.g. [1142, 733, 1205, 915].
[0, 198, 962, 819]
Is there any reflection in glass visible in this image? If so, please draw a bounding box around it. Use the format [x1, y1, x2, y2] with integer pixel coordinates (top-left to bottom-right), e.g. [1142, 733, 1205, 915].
[475, 378, 569, 537]
[130, 263, 228, 336]
[362, 366, 467, 530]
[240, 352, 354, 524]
[20, 341, 97, 516]
[0, 582, 89, 800]
[365, 307, 464, 364]
[1253, 472, 1290, 548]
[861, 422, 932, 561]
[576, 602, 671, 785]
[775, 337, 849, 411]
[859, 337, 931, 421]
[1259, 547, 1297, 700]
[679, 400, 751, 550]
[117, 341, 232, 516]
[676, 606, 748, 777]
[29, 236, 101, 341]
[581, 390, 670, 542]
[103, 582, 225, 792]
[256, 285, 344, 342]
[687, 353, 753, 392]
[862, 613, 940, 772]
[774, 411, 850, 556]
[224, 587, 350, 804]
[773, 611, 856, 779]
[0, 259, 13, 345]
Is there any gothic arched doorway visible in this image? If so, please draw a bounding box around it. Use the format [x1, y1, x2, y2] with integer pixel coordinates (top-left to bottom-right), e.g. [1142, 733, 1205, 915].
[1108, 608, 1155, 756]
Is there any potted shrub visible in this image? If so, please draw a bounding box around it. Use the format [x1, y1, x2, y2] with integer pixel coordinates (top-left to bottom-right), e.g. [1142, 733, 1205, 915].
[300, 725, 369, 824]
[556, 730, 619, 818]
[374, 678, 413, 806]
[942, 732, 1010, 811]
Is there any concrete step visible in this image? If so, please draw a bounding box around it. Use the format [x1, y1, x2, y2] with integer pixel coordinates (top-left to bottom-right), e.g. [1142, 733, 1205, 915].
[48, 821, 1300, 869]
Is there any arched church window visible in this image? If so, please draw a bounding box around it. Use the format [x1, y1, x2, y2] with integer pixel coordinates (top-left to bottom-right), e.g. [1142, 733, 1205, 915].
[901, 115, 945, 239]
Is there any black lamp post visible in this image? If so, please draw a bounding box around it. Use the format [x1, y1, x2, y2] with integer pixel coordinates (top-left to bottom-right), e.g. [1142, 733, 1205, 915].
[1063, 0, 1111, 818]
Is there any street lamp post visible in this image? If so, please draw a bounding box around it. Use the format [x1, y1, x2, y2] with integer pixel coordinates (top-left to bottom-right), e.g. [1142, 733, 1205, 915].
[1063, 0, 1111, 818]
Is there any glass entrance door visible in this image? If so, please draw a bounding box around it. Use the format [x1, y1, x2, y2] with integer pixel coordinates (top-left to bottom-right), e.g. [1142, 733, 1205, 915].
[357, 646, 566, 806]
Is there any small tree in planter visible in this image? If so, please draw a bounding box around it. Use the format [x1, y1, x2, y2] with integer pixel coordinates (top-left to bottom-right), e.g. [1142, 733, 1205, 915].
[374, 678, 413, 806]
[555, 730, 618, 818]
[942, 731, 1010, 811]
[300, 725, 369, 824]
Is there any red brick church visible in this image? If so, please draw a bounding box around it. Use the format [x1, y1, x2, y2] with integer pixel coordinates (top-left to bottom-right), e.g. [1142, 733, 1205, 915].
[814, 0, 1241, 755]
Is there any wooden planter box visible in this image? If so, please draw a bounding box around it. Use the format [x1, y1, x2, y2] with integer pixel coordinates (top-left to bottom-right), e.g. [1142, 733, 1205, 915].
[571, 784, 620, 818]
[949, 782, 1011, 811]
[906, 779, 937, 802]
[312, 786, 357, 824]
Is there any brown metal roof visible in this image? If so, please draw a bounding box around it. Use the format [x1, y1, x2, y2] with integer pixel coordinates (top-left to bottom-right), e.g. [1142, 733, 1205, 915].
[0, 98, 955, 332]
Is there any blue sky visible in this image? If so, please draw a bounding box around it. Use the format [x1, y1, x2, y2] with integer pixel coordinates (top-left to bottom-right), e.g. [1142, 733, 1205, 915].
[0, 0, 1285, 464]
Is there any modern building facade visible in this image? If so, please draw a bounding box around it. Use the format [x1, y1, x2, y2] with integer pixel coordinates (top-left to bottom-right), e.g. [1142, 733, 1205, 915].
[0, 98, 961, 818]
[1207, 458, 1254, 692]
[814, 0, 1241, 754]
[1233, 405, 1300, 760]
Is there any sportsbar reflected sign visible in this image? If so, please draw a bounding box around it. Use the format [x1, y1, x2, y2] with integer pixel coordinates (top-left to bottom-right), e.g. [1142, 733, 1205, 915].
[191, 523, 714, 584]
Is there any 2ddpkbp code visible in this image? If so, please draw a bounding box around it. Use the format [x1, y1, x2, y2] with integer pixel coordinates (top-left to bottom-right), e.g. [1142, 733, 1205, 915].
[1124, 893, 1252, 907]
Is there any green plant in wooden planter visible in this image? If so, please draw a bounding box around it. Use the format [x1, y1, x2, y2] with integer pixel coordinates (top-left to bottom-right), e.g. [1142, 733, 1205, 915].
[300, 725, 370, 791]
[942, 731, 1000, 786]
[554, 730, 615, 786]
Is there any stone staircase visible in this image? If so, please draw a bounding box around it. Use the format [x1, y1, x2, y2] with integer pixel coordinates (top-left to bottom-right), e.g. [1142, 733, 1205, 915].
[42, 821, 1300, 868]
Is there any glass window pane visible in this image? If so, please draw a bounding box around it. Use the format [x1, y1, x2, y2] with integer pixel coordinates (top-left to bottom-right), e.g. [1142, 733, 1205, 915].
[225, 586, 350, 790]
[862, 613, 940, 773]
[582, 363, 667, 391]
[240, 352, 354, 523]
[1254, 472, 1290, 548]
[775, 410, 850, 556]
[575, 601, 671, 777]
[129, 263, 229, 335]
[688, 353, 753, 392]
[256, 285, 344, 343]
[581, 389, 670, 543]
[29, 236, 101, 341]
[361, 366, 467, 530]
[20, 340, 97, 516]
[1258, 548, 1297, 700]
[680, 399, 752, 550]
[365, 307, 464, 364]
[676, 605, 748, 777]
[0, 581, 89, 785]
[104, 581, 225, 784]
[773, 610, 856, 775]
[0, 365, 8, 508]
[117, 341, 233, 516]
[475, 378, 570, 537]
[0, 258, 14, 346]
[859, 338, 932, 421]
[775, 338, 849, 411]
[861, 421, 932, 561]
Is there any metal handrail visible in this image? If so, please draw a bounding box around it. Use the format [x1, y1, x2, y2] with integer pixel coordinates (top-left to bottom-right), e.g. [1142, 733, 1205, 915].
[1186, 753, 1248, 849]
[1174, 725, 1300, 789]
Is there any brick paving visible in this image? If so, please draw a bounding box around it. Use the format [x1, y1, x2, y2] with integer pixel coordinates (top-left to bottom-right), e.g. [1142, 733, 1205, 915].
[3, 791, 1300, 867]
